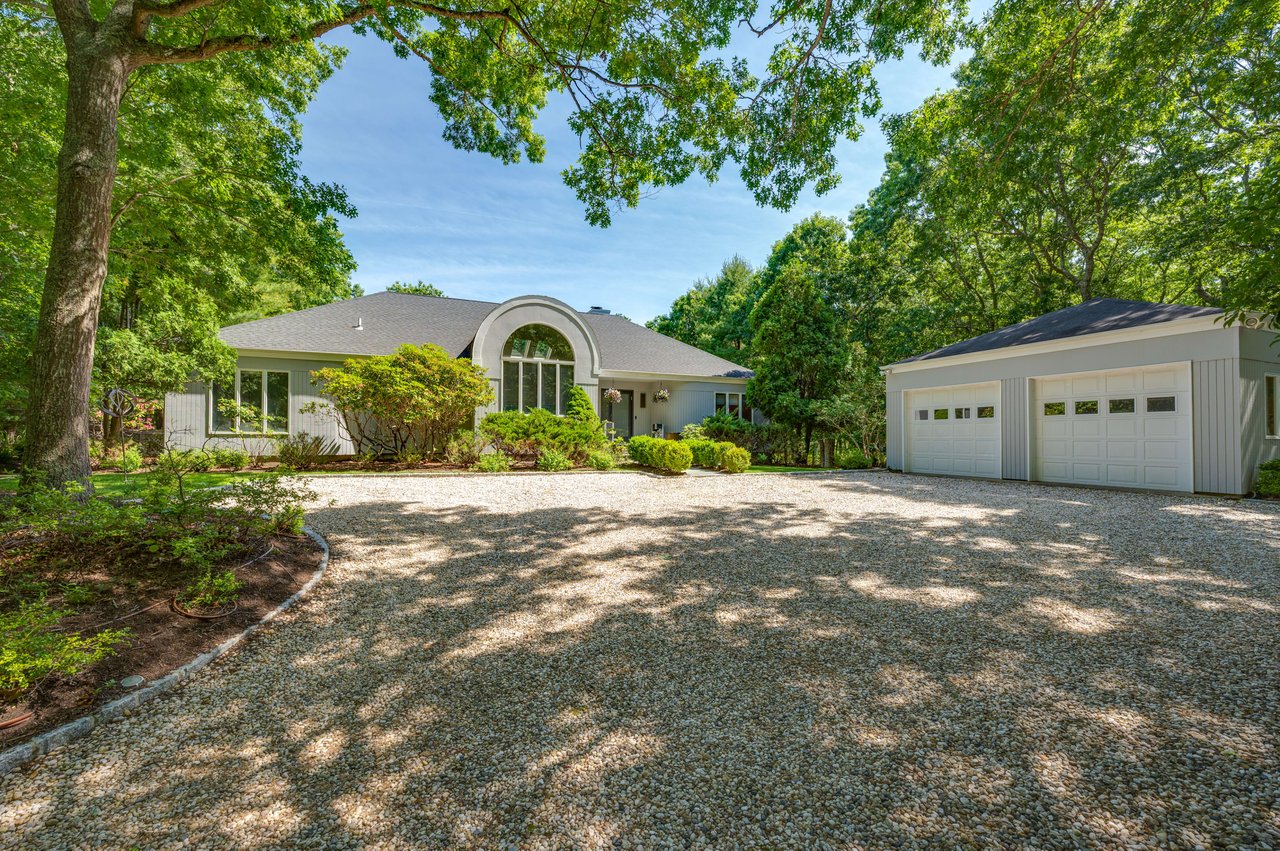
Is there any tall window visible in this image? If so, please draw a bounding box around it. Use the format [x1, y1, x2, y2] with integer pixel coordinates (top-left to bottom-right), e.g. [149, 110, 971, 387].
[1267, 375, 1278, 438]
[715, 392, 750, 420]
[211, 369, 289, 433]
[502, 325, 575, 414]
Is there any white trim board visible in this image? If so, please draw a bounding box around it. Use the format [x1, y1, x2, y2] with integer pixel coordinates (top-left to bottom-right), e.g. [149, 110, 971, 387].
[881, 315, 1227, 375]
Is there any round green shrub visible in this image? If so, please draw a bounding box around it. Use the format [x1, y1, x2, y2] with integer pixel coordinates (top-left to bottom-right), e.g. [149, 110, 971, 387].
[721, 445, 751, 473]
[536, 448, 574, 471]
[586, 451, 616, 470]
[646, 439, 691, 473]
[212, 447, 250, 471]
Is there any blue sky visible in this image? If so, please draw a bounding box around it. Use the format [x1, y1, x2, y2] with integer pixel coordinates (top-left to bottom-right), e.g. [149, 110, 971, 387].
[298, 27, 974, 324]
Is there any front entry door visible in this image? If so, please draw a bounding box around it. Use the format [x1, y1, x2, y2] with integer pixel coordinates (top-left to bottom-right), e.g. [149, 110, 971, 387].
[602, 390, 634, 438]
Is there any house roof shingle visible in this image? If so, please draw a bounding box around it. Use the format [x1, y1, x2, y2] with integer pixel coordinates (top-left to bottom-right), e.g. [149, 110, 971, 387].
[219, 292, 752, 378]
[892, 298, 1222, 365]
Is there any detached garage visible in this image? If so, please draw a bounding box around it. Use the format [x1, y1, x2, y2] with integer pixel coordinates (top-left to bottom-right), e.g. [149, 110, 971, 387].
[882, 299, 1280, 496]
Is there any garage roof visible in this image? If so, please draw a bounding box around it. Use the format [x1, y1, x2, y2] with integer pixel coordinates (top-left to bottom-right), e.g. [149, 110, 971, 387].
[219, 292, 752, 378]
[892, 298, 1222, 365]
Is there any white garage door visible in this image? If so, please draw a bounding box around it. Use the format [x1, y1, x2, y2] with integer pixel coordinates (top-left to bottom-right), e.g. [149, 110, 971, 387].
[1032, 363, 1192, 492]
[905, 383, 1001, 478]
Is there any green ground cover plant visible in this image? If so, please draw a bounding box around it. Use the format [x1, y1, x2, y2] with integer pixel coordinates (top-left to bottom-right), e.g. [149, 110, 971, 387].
[1258, 459, 1280, 497]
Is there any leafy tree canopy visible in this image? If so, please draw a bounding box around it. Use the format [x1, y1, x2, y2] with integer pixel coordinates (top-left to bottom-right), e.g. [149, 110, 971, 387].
[386, 281, 445, 297]
[0, 14, 359, 424]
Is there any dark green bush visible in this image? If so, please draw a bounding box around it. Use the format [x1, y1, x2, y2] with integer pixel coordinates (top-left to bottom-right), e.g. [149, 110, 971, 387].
[0, 434, 24, 471]
[836, 447, 871, 469]
[628, 436, 692, 473]
[274, 432, 339, 471]
[1257, 468, 1280, 497]
[701, 413, 798, 463]
[480, 406, 609, 463]
[444, 429, 485, 467]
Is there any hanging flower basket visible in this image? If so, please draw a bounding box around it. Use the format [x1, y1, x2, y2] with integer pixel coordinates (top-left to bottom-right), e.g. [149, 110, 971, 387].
[603, 388, 622, 404]
[653, 388, 671, 402]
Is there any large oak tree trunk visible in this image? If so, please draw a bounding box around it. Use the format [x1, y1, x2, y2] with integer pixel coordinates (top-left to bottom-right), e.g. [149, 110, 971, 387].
[21, 46, 129, 490]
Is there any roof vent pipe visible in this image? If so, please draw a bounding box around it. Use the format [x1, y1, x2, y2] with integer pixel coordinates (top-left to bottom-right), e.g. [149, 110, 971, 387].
[354, 317, 363, 331]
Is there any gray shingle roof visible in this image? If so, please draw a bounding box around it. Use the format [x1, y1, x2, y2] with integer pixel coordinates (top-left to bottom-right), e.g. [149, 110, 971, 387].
[892, 298, 1222, 365]
[219, 292, 752, 378]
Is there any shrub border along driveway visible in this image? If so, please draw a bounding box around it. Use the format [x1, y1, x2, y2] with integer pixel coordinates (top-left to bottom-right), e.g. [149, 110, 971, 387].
[0, 527, 331, 777]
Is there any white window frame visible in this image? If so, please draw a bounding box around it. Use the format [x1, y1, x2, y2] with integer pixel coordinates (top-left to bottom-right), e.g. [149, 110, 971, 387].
[1266, 374, 1279, 439]
[209, 369, 290, 435]
[501, 359, 575, 415]
[715, 392, 749, 419]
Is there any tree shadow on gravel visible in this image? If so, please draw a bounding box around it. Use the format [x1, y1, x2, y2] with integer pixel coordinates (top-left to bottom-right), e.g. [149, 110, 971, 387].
[6, 473, 1279, 850]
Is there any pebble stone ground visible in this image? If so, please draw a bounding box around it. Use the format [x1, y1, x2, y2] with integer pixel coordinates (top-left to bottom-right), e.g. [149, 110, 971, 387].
[2, 471, 1278, 850]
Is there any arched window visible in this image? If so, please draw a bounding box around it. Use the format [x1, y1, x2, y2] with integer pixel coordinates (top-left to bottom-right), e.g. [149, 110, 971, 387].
[502, 324, 575, 414]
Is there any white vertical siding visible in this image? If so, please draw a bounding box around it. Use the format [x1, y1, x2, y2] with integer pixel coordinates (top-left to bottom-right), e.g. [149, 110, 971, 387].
[164, 355, 352, 455]
[1192, 358, 1242, 494]
[885, 389, 903, 470]
[1000, 377, 1028, 480]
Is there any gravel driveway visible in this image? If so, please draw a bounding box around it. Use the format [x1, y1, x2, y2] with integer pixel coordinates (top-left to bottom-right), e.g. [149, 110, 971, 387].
[3, 471, 1279, 849]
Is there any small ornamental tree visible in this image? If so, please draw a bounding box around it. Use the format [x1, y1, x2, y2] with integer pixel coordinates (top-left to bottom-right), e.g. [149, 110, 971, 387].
[309, 344, 493, 458]
[747, 260, 849, 459]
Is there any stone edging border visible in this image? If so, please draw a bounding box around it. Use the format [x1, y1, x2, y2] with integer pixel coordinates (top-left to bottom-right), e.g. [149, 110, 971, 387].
[0, 525, 331, 778]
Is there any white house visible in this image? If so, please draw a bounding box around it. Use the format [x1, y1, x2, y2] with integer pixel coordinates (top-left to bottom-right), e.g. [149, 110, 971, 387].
[881, 299, 1280, 496]
[164, 293, 754, 453]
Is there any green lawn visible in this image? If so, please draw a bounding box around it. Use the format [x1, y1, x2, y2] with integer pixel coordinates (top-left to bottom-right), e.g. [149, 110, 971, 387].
[0, 471, 248, 497]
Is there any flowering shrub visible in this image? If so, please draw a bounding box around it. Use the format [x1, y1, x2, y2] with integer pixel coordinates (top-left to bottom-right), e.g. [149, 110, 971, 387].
[603, 387, 622, 404]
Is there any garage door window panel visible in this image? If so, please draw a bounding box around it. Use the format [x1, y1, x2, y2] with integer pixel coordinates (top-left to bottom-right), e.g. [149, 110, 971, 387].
[977, 406, 995, 419]
[1075, 400, 1099, 415]
[933, 409, 949, 420]
[1146, 396, 1176, 413]
[1109, 398, 1136, 414]
[1043, 402, 1066, 416]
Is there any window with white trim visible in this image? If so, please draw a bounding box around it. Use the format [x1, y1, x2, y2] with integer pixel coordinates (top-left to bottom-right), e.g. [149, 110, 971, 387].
[501, 324, 575, 414]
[210, 370, 289, 434]
[1266, 375, 1278, 438]
[715, 392, 750, 420]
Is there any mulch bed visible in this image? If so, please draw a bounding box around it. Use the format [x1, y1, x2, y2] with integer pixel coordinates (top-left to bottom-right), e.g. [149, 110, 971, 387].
[0, 533, 323, 748]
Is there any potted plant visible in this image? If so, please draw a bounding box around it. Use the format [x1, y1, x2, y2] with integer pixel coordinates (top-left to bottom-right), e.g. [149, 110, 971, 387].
[603, 388, 622, 404]
[654, 388, 670, 402]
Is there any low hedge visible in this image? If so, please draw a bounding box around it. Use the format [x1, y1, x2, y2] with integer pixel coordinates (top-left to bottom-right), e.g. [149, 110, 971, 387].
[685, 439, 749, 473]
[628, 436, 692, 473]
[1258, 460, 1280, 497]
